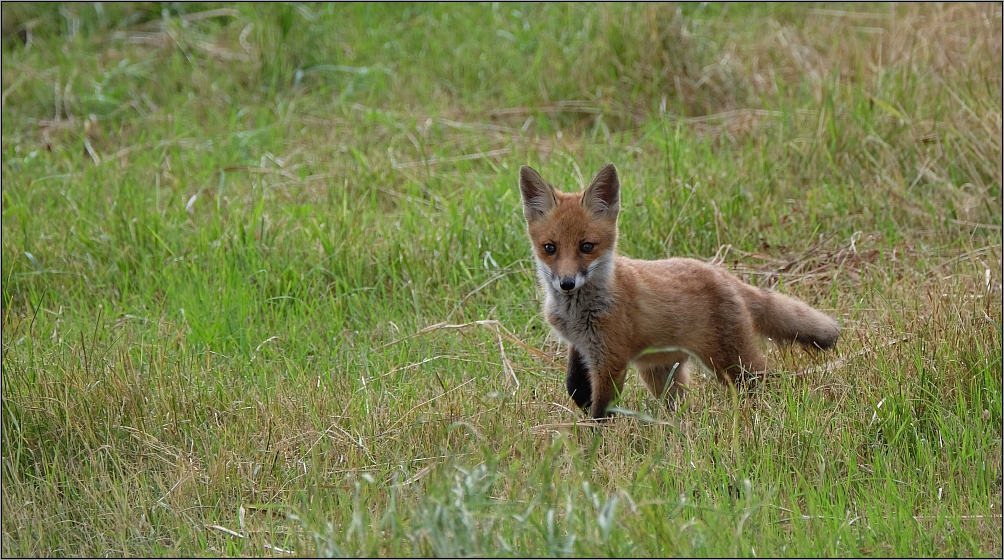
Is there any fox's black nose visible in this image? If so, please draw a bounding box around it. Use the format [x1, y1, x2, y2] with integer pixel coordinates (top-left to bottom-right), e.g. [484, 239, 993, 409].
[559, 278, 576, 291]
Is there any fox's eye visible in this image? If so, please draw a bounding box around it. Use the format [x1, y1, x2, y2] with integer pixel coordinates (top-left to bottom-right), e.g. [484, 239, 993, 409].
[543, 243, 556, 255]
[580, 242, 594, 254]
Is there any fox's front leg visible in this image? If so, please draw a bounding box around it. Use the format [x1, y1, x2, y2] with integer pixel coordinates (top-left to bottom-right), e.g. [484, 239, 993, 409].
[588, 362, 628, 419]
[565, 346, 592, 411]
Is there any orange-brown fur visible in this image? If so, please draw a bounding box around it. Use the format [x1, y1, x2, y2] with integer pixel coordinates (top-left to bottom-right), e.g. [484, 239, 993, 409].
[519, 163, 841, 419]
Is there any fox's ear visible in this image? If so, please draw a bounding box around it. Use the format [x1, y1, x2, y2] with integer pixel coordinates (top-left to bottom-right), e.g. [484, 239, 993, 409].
[582, 163, 620, 219]
[519, 165, 557, 221]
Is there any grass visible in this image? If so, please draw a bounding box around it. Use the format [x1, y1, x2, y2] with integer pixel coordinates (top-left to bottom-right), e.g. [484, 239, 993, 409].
[1, 2, 1001, 556]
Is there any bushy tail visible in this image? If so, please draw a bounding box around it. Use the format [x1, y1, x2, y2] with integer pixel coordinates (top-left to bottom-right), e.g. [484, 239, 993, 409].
[742, 284, 840, 350]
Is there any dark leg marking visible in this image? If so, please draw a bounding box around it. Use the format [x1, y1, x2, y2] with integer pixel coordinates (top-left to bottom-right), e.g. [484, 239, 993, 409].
[565, 345, 592, 411]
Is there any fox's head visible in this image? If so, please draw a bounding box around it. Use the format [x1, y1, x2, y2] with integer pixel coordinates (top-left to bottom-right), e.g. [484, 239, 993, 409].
[518, 163, 620, 295]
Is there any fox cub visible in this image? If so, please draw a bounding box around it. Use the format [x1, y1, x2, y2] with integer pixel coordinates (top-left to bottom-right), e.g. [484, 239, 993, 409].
[519, 163, 840, 419]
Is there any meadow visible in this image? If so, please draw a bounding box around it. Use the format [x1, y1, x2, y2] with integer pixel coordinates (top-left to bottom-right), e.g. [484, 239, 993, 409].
[1, 2, 1001, 556]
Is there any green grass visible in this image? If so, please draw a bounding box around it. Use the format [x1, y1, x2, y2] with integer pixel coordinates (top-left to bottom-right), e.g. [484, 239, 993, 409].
[2, 2, 1001, 556]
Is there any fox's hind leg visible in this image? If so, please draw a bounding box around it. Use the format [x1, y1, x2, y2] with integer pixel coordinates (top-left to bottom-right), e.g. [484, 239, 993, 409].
[637, 352, 691, 411]
[565, 346, 592, 411]
[708, 336, 767, 389]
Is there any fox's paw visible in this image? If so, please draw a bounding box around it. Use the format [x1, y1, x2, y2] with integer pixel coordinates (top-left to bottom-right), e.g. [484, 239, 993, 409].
[588, 404, 617, 421]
